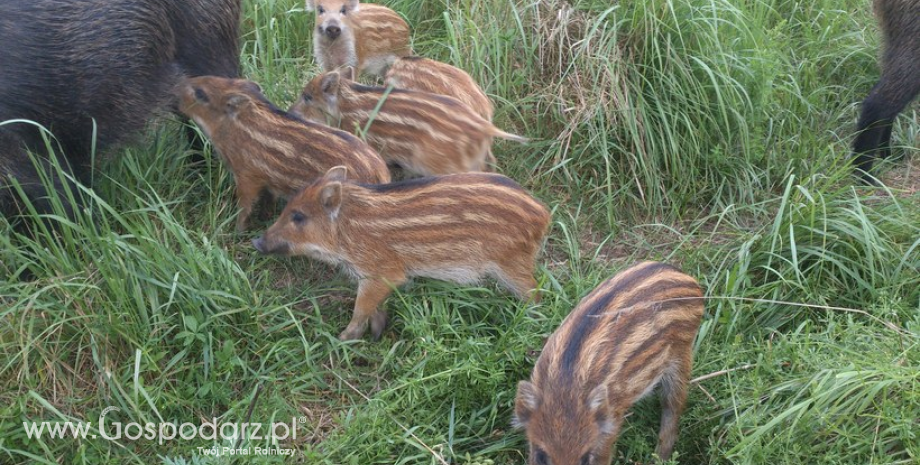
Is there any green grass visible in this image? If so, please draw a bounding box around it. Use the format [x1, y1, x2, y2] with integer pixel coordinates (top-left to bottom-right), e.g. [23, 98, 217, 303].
[1, 0, 918, 464]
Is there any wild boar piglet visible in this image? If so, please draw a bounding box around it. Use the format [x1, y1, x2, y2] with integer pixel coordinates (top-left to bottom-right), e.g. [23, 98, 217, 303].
[515, 261, 705, 464]
[289, 68, 526, 176]
[177, 76, 390, 231]
[253, 165, 550, 340]
[306, 0, 411, 76]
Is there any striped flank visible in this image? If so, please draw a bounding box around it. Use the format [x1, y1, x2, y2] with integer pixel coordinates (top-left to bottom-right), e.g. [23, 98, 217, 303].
[385, 56, 494, 121]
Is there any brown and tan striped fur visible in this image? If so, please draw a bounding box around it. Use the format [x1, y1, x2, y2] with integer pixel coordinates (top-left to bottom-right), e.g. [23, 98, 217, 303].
[306, 0, 411, 77]
[176, 76, 390, 231]
[252, 165, 550, 340]
[385, 56, 495, 121]
[289, 69, 526, 176]
[514, 261, 704, 464]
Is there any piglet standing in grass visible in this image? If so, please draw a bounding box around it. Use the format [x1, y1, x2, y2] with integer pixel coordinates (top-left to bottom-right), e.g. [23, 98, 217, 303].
[307, 0, 411, 77]
[177, 76, 390, 231]
[514, 261, 704, 464]
[289, 68, 526, 176]
[252, 165, 550, 340]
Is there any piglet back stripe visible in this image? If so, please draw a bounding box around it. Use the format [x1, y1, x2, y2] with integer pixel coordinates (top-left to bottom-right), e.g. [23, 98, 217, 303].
[556, 262, 670, 378]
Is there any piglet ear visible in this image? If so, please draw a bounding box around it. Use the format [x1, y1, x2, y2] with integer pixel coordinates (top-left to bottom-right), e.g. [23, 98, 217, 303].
[305, 0, 315, 12]
[325, 165, 348, 182]
[587, 384, 607, 412]
[513, 381, 541, 428]
[320, 181, 342, 218]
[341, 66, 356, 81]
[226, 94, 251, 116]
[347, 0, 360, 12]
[587, 384, 615, 436]
[242, 80, 262, 94]
[320, 71, 341, 95]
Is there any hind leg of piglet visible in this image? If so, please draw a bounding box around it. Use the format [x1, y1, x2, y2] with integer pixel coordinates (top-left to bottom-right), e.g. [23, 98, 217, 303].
[340, 275, 405, 341]
[656, 361, 692, 461]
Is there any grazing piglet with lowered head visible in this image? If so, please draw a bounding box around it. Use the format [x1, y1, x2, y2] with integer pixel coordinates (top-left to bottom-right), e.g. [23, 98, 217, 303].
[289, 68, 526, 175]
[177, 76, 390, 231]
[306, 0, 411, 76]
[385, 56, 495, 121]
[252, 165, 550, 340]
[514, 261, 704, 464]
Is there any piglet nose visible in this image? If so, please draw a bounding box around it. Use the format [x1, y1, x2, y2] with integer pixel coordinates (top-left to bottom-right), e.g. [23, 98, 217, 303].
[325, 25, 341, 39]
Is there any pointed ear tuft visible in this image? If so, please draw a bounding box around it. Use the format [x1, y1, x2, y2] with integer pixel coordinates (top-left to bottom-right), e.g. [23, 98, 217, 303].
[320, 72, 341, 95]
[320, 181, 343, 218]
[305, 0, 316, 12]
[325, 165, 348, 182]
[513, 381, 540, 428]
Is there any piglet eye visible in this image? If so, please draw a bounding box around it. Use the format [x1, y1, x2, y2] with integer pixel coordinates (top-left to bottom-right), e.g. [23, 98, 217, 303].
[291, 211, 307, 224]
[579, 453, 593, 465]
[317, 6, 325, 14]
[340, 6, 347, 14]
[302, 93, 313, 102]
[533, 448, 550, 465]
[194, 87, 209, 103]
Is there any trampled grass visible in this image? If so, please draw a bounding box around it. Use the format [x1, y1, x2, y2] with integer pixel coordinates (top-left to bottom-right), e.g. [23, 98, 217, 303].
[1, 0, 918, 464]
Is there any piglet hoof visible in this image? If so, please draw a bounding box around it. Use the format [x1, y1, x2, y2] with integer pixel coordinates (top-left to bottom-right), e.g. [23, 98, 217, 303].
[338, 325, 366, 341]
[370, 311, 388, 341]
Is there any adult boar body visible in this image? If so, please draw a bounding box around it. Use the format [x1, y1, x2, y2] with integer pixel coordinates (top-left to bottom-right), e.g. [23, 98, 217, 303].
[852, 0, 920, 181]
[0, 0, 241, 218]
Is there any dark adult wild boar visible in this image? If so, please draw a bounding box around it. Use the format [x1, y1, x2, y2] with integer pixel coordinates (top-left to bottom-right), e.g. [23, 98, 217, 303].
[514, 262, 704, 464]
[253, 166, 550, 341]
[0, 0, 241, 219]
[852, 0, 919, 181]
[177, 76, 390, 231]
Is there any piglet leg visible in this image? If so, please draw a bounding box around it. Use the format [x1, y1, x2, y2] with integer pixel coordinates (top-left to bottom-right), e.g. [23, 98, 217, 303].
[339, 274, 405, 341]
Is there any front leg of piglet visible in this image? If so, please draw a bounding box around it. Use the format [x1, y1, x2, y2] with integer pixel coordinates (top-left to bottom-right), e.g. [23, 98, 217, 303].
[235, 181, 263, 232]
[339, 275, 405, 341]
